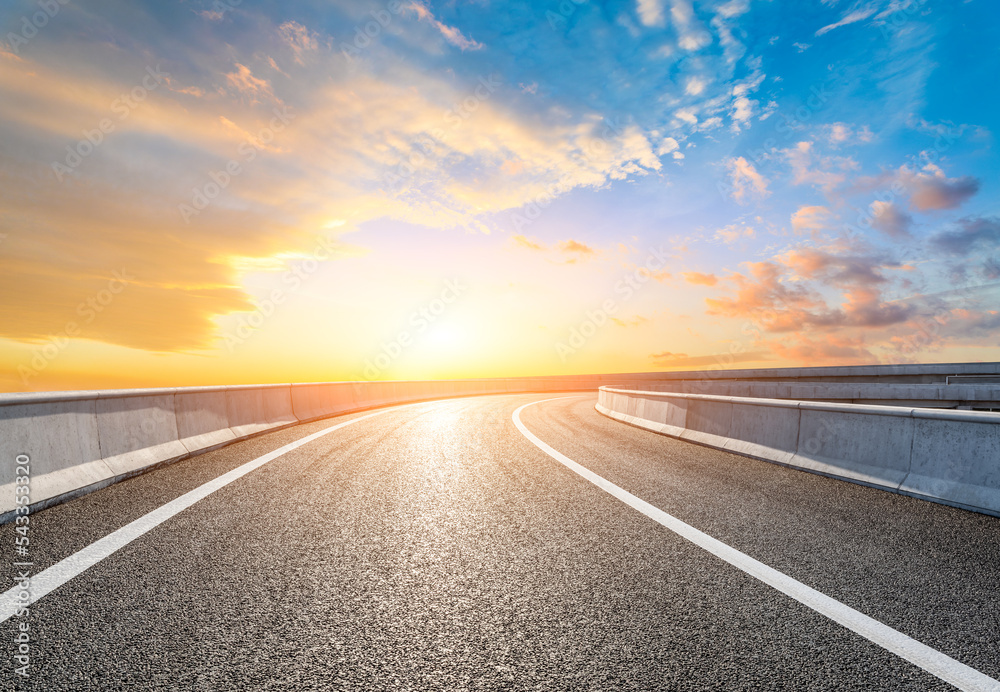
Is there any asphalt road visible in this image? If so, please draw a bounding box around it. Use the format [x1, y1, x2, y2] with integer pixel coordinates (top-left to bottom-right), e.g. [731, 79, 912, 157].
[2, 393, 999, 691]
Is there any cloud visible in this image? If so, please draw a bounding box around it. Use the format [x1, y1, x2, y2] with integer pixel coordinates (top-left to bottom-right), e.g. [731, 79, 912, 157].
[278, 21, 319, 65]
[0, 34, 671, 354]
[730, 96, 754, 130]
[906, 165, 980, 211]
[685, 76, 708, 95]
[869, 201, 912, 238]
[715, 0, 750, 19]
[706, 261, 831, 332]
[511, 234, 546, 251]
[930, 216, 1000, 256]
[657, 137, 680, 155]
[714, 223, 755, 244]
[791, 205, 832, 235]
[408, 2, 484, 51]
[683, 271, 719, 286]
[724, 156, 770, 203]
[670, 0, 712, 50]
[612, 315, 650, 328]
[850, 164, 980, 212]
[706, 246, 914, 334]
[224, 63, 276, 104]
[783, 141, 856, 194]
[558, 239, 596, 256]
[650, 350, 771, 367]
[764, 334, 874, 363]
[824, 122, 873, 145]
[815, 7, 877, 36]
[637, 0, 666, 27]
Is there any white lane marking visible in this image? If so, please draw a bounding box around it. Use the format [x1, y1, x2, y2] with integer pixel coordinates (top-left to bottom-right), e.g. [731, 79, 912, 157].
[512, 398, 1000, 692]
[0, 408, 398, 623]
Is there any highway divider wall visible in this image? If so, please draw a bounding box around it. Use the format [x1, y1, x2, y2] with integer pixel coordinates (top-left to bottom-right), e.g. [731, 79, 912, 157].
[1, 376, 627, 521]
[597, 387, 1000, 517]
[614, 381, 1000, 410]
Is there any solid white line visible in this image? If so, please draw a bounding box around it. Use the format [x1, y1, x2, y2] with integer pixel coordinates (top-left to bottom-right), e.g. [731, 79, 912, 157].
[0, 408, 396, 623]
[512, 398, 1000, 692]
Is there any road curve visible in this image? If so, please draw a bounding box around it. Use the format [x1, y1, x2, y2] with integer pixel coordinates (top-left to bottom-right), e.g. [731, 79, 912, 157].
[2, 393, 998, 691]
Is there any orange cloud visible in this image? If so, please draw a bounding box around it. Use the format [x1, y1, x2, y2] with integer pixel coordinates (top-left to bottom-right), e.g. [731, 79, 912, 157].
[650, 351, 772, 367]
[225, 63, 276, 104]
[278, 21, 319, 65]
[512, 234, 546, 251]
[683, 271, 718, 286]
[790, 205, 831, 235]
[558, 239, 595, 255]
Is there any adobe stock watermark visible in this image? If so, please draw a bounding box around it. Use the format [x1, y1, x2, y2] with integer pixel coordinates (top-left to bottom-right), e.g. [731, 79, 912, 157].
[718, 66, 846, 202]
[179, 105, 295, 222]
[555, 246, 669, 362]
[545, 0, 588, 30]
[509, 115, 629, 232]
[11, 452, 33, 680]
[222, 232, 342, 352]
[362, 279, 467, 380]
[4, 0, 69, 55]
[842, 121, 964, 240]
[18, 269, 133, 385]
[877, 0, 930, 39]
[339, 0, 407, 61]
[52, 65, 170, 182]
[201, 0, 241, 21]
[382, 75, 501, 192]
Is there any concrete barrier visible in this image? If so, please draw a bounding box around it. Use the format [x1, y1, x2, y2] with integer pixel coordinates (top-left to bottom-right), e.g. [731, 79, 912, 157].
[648, 380, 1000, 410]
[597, 387, 1000, 517]
[0, 393, 107, 514]
[96, 390, 187, 477]
[8, 365, 998, 521]
[0, 376, 607, 521]
[226, 385, 296, 437]
[792, 403, 914, 488]
[724, 398, 800, 466]
[175, 388, 237, 453]
[901, 409, 1000, 513]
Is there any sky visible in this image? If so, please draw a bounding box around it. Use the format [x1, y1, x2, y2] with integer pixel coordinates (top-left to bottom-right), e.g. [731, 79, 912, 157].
[1, 0, 998, 392]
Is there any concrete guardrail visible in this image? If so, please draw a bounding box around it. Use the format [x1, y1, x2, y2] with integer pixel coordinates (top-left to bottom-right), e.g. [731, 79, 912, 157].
[596, 386, 1000, 517]
[611, 381, 1000, 410]
[1, 376, 631, 521]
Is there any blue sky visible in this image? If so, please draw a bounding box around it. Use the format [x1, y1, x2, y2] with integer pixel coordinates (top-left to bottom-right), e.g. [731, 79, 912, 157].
[0, 0, 998, 390]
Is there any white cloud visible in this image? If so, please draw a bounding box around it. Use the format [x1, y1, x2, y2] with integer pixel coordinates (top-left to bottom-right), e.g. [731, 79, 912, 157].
[674, 108, 698, 125]
[725, 156, 770, 203]
[784, 141, 857, 193]
[824, 122, 874, 145]
[671, 0, 712, 50]
[408, 3, 484, 51]
[715, 0, 750, 19]
[685, 76, 708, 95]
[657, 137, 680, 155]
[715, 223, 755, 244]
[637, 0, 666, 26]
[815, 7, 877, 36]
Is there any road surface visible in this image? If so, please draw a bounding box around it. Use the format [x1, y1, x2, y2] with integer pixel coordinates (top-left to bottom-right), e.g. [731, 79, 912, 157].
[2, 393, 999, 690]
